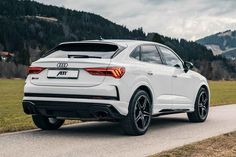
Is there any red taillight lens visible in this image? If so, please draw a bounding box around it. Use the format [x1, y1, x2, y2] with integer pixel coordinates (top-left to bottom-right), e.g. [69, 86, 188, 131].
[85, 67, 125, 79]
[28, 67, 45, 75]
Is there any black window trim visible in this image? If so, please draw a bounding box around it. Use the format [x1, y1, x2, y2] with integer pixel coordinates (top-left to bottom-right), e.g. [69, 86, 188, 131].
[129, 44, 164, 65]
[157, 45, 184, 69]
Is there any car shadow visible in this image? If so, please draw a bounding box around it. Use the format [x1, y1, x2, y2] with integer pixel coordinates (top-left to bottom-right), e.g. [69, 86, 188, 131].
[27, 114, 191, 137]
[151, 115, 190, 130]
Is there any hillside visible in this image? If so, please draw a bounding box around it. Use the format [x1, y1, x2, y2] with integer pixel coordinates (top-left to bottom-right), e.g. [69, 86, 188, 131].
[0, 0, 235, 80]
[0, 0, 145, 65]
[196, 30, 236, 60]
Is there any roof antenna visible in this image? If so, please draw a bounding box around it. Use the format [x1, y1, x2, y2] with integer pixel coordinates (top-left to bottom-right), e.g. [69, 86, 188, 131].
[99, 36, 103, 40]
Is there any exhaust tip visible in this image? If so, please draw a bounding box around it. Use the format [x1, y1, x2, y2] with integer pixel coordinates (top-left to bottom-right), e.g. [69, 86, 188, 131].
[22, 101, 37, 114]
[94, 111, 108, 119]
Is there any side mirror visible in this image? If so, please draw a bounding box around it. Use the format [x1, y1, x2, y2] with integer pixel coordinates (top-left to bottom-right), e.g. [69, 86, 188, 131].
[184, 61, 193, 73]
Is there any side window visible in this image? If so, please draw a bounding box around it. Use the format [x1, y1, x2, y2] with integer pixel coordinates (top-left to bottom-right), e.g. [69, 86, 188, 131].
[159, 46, 183, 68]
[140, 45, 162, 64]
[130, 46, 141, 60]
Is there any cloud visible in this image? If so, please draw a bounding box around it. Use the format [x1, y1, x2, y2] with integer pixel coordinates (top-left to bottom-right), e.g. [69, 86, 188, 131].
[34, 0, 236, 40]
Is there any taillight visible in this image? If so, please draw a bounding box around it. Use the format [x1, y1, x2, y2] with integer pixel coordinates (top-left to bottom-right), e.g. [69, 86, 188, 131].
[28, 67, 45, 75]
[85, 67, 125, 79]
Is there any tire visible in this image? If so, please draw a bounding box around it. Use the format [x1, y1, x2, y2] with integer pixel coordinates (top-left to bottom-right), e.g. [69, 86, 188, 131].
[32, 115, 65, 130]
[187, 87, 209, 122]
[121, 90, 152, 136]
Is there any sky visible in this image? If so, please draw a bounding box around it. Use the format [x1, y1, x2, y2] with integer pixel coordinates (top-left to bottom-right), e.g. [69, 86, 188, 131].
[35, 0, 236, 41]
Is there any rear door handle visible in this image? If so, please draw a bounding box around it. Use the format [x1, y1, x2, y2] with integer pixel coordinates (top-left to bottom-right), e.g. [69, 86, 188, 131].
[147, 71, 153, 76]
[172, 75, 178, 78]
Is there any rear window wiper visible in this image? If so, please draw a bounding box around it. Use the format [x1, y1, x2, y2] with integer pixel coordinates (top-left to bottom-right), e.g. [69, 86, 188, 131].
[68, 55, 102, 59]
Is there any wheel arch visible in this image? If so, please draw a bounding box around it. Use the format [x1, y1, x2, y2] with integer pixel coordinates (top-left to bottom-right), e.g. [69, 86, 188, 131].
[128, 84, 154, 116]
[135, 85, 153, 104]
[197, 82, 210, 105]
[200, 84, 209, 94]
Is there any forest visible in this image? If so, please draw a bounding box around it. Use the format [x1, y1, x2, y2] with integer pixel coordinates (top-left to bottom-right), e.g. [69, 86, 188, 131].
[0, 0, 235, 80]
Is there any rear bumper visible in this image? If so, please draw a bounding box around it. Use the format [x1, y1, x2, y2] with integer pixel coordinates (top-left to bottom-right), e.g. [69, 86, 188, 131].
[24, 92, 119, 101]
[24, 82, 119, 100]
[23, 81, 130, 116]
[22, 100, 125, 120]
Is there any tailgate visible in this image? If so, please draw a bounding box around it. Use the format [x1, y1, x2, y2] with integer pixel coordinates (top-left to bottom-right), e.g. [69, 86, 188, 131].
[30, 58, 111, 87]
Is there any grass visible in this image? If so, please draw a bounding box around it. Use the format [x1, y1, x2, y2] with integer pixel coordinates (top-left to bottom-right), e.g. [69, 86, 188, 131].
[0, 79, 33, 133]
[0, 79, 235, 133]
[0, 79, 79, 133]
[209, 81, 236, 106]
[151, 131, 236, 157]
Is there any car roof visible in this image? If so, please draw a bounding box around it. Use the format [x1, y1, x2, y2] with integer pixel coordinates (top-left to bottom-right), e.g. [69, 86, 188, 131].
[60, 39, 167, 48]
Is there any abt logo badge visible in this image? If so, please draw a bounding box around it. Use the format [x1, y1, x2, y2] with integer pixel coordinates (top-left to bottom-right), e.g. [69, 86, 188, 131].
[57, 71, 68, 76]
[57, 63, 68, 68]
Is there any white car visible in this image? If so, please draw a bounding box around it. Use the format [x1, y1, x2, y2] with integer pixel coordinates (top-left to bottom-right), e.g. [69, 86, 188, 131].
[23, 40, 210, 135]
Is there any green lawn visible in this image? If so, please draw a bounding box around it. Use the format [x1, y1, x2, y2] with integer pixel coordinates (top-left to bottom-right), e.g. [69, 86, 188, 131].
[0, 79, 33, 133]
[209, 81, 236, 106]
[0, 79, 235, 133]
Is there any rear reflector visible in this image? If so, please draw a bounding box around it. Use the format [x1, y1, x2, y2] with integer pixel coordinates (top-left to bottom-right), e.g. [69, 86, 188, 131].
[85, 67, 125, 79]
[28, 67, 45, 75]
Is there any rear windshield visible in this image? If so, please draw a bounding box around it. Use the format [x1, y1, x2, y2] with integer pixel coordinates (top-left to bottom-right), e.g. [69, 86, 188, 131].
[43, 43, 120, 59]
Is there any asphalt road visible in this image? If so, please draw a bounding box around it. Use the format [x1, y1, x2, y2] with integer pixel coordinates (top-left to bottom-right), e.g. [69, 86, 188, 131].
[1, 104, 236, 157]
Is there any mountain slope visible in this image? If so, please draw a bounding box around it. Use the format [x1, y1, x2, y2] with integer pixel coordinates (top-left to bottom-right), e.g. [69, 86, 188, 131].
[0, 0, 235, 80]
[196, 30, 236, 60]
[0, 0, 145, 64]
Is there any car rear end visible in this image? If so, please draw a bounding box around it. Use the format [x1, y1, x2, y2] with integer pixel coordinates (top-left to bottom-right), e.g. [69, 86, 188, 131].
[22, 41, 129, 121]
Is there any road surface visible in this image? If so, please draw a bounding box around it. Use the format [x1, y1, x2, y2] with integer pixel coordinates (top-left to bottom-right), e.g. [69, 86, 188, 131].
[1, 104, 236, 157]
